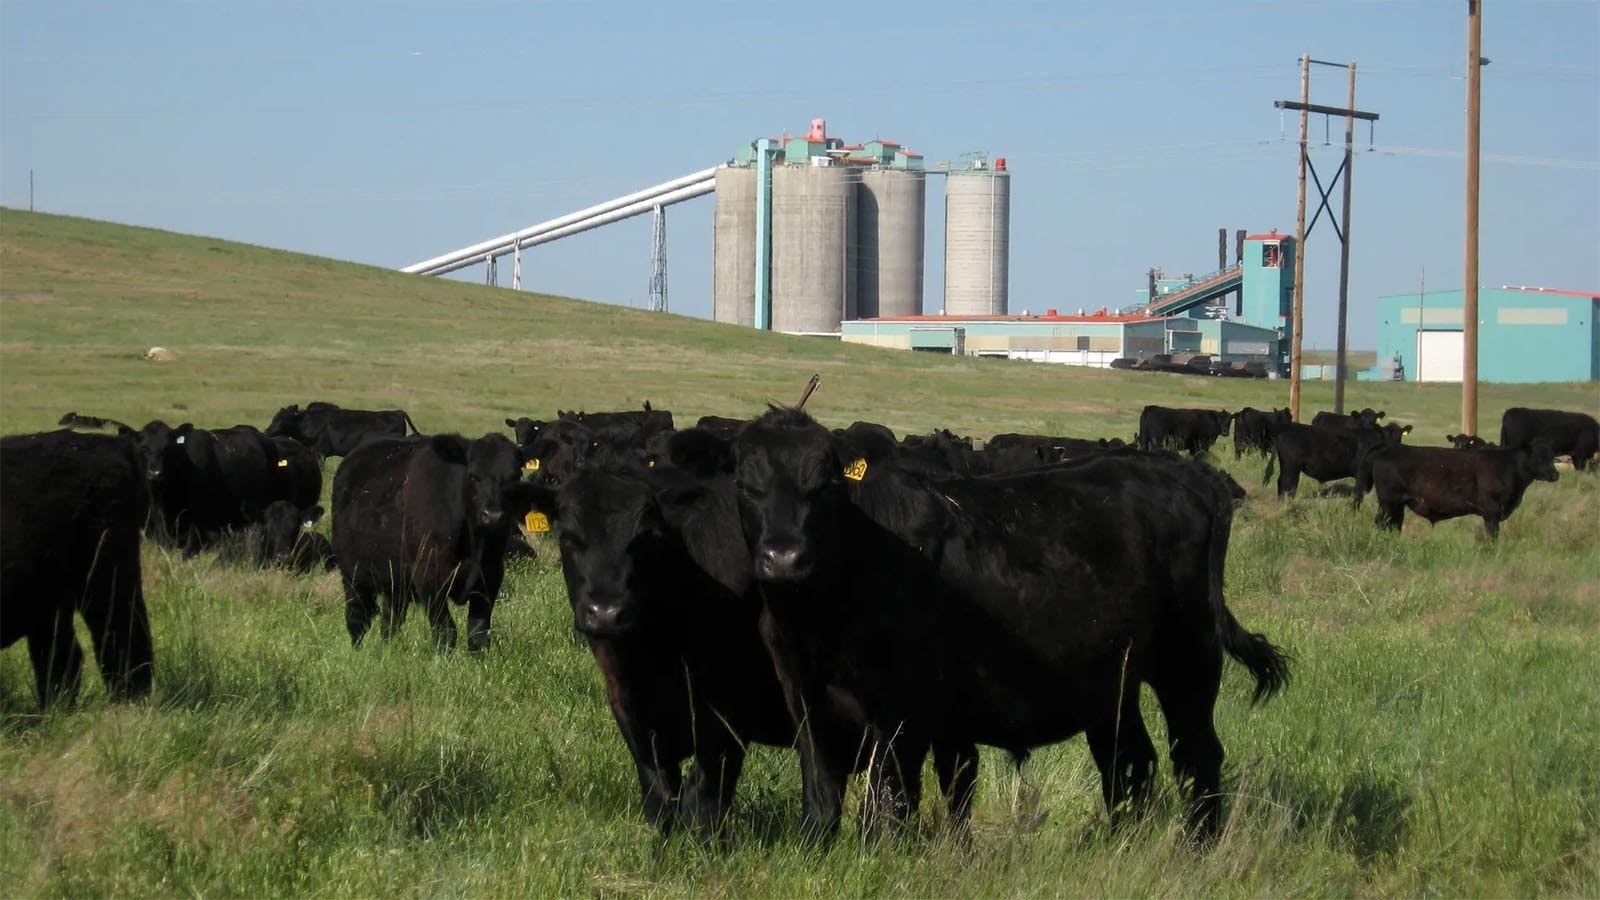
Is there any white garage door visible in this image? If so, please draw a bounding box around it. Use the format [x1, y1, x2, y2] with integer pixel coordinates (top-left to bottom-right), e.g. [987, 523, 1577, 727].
[1416, 330, 1464, 382]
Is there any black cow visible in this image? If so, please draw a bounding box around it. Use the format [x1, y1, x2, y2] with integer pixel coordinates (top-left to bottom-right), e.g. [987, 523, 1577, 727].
[527, 461, 795, 834]
[1137, 406, 1232, 456]
[1311, 408, 1385, 429]
[720, 408, 1288, 841]
[58, 411, 132, 432]
[1265, 422, 1411, 498]
[131, 422, 278, 555]
[1445, 433, 1494, 450]
[249, 500, 336, 573]
[265, 403, 419, 457]
[694, 415, 748, 439]
[332, 433, 537, 651]
[1231, 408, 1292, 459]
[271, 435, 323, 511]
[558, 403, 675, 445]
[504, 416, 551, 453]
[1500, 407, 1599, 471]
[1355, 441, 1559, 538]
[1, 430, 154, 708]
[527, 452, 979, 837]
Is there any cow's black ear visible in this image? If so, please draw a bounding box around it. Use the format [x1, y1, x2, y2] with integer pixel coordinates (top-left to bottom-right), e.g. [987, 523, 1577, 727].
[117, 424, 137, 438]
[1401, 425, 1413, 434]
[668, 428, 734, 476]
[1376, 410, 1388, 420]
[643, 400, 653, 412]
[505, 418, 517, 429]
[430, 434, 471, 464]
[303, 505, 325, 524]
[176, 422, 194, 436]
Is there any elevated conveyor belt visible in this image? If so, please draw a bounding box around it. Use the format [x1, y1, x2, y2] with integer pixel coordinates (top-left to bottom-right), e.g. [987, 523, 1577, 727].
[1142, 265, 1243, 317]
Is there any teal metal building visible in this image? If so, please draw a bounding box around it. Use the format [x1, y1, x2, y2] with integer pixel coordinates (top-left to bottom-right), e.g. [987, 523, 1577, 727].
[1374, 285, 1599, 383]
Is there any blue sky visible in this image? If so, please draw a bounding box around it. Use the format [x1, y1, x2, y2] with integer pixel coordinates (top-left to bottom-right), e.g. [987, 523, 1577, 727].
[3, 0, 1596, 350]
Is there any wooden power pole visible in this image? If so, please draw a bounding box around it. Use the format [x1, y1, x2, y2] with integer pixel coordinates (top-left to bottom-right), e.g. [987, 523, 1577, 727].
[1463, 0, 1484, 436]
[1289, 54, 1310, 422]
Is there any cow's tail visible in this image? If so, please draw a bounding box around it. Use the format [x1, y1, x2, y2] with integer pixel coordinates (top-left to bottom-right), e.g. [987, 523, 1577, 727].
[1205, 482, 1290, 704]
[1261, 447, 1277, 486]
[1352, 446, 1377, 507]
[401, 411, 421, 435]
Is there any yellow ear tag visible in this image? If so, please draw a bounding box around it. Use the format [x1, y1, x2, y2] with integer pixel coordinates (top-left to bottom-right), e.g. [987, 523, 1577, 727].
[647, 459, 656, 468]
[523, 458, 541, 472]
[842, 458, 868, 482]
[523, 510, 551, 533]
[276, 458, 289, 468]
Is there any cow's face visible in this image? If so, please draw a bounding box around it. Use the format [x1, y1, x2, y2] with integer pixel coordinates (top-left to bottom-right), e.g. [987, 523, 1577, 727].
[549, 468, 667, 637]
[466, 434, 526, 528]
[1215, 410, 1233, 436]
[258, 500, 320, 565]
[734, 409, 845, 584]
[1524, 439, 1560, 483]
[506, 417, 548, 450]
[135, 420, 187, 483]
[264, 406, 306, 440]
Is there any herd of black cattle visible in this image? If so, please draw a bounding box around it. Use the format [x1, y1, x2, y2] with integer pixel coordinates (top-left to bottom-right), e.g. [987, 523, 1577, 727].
[2, 396, 1595, 844]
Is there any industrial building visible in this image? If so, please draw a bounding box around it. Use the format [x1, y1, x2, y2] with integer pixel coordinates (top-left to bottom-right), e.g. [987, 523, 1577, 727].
[843, 231, 1295, 370]
[1374, 285, 1600, 383]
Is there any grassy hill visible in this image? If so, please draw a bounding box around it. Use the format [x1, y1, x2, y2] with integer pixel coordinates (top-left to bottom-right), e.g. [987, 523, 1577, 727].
[2, 209, 1597, 897]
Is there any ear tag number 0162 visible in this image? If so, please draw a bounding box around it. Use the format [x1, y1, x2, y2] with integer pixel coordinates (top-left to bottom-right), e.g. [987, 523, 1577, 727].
[842, 458, 868, 482]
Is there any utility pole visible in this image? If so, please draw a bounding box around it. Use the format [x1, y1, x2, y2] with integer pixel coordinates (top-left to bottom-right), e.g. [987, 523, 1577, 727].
[1463, 0, 1484, 435]
[1334, 61, 1357, 414]
[1275, 58, 1380, 421]
[1289, 54, 1310, 422]
[29, 170, 34, 211]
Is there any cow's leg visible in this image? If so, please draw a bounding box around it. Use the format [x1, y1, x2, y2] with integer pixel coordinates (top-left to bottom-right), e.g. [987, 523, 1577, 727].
[680, 731, 746, 838]
[1375, 496, 1405, 531]
[343, 576, 378, 646]
[860, 730, 927, 841]
[464, 590, 494, 653]
[631, 745, 683, 834]
[1277, 465, 1299, 499]
[27, 606, 84, 708]
[793, 712, 850, 845]
[77, 547, 154, 702]
[1086, 690, 1158, 824]
[1149, 652, 1227, 841]
[423, 596, 458, 650]
[934, 741, 980, 830]
[1483, 516, 1501, 540]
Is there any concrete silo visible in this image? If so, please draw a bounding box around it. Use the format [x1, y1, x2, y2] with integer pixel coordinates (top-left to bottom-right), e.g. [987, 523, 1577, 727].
[857, 168, 926, 318]
[771, 161, 856, 333]
[943, 157, 1010, 316]
[712, 166, 757, 326]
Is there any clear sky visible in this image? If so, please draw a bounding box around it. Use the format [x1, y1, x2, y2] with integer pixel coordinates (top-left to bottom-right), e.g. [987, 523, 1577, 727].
[3, 0, 1596, 350]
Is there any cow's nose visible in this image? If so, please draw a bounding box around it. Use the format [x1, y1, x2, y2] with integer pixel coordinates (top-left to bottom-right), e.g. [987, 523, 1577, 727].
[578, 600, 630, 636]
[479, 508, 503, 527]
[757, 543, 809, 582]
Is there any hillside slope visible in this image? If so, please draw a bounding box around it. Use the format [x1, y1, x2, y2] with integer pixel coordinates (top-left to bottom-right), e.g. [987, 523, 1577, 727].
[4, 209, 1590, 440]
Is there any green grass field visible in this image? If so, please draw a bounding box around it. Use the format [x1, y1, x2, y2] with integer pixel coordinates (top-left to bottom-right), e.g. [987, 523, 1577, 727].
[2, 209, 1597, 897]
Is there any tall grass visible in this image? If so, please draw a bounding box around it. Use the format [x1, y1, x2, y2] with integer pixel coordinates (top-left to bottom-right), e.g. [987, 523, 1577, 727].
[2, 210, 1597, 896]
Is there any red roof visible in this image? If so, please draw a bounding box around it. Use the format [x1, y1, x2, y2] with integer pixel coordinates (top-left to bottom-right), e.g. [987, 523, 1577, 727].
[1499, 285, 1600, 299]
[1244, 232, 1288, 242]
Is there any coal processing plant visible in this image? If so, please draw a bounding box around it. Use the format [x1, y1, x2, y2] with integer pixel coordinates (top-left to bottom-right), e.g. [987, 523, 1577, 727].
[714, 119, 1286, 374]
[404, 117, 1292, 374]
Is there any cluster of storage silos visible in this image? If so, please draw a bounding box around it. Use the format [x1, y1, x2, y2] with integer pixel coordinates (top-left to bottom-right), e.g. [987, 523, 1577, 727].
[713, 121, 1009, 333]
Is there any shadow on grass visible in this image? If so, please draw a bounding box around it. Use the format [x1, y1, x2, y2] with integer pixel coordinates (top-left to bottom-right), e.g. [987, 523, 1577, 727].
[1269, 768, 1413, 862]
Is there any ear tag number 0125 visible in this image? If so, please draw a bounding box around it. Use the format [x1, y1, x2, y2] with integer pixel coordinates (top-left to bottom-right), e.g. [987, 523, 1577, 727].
[842, 458, 868, 482]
